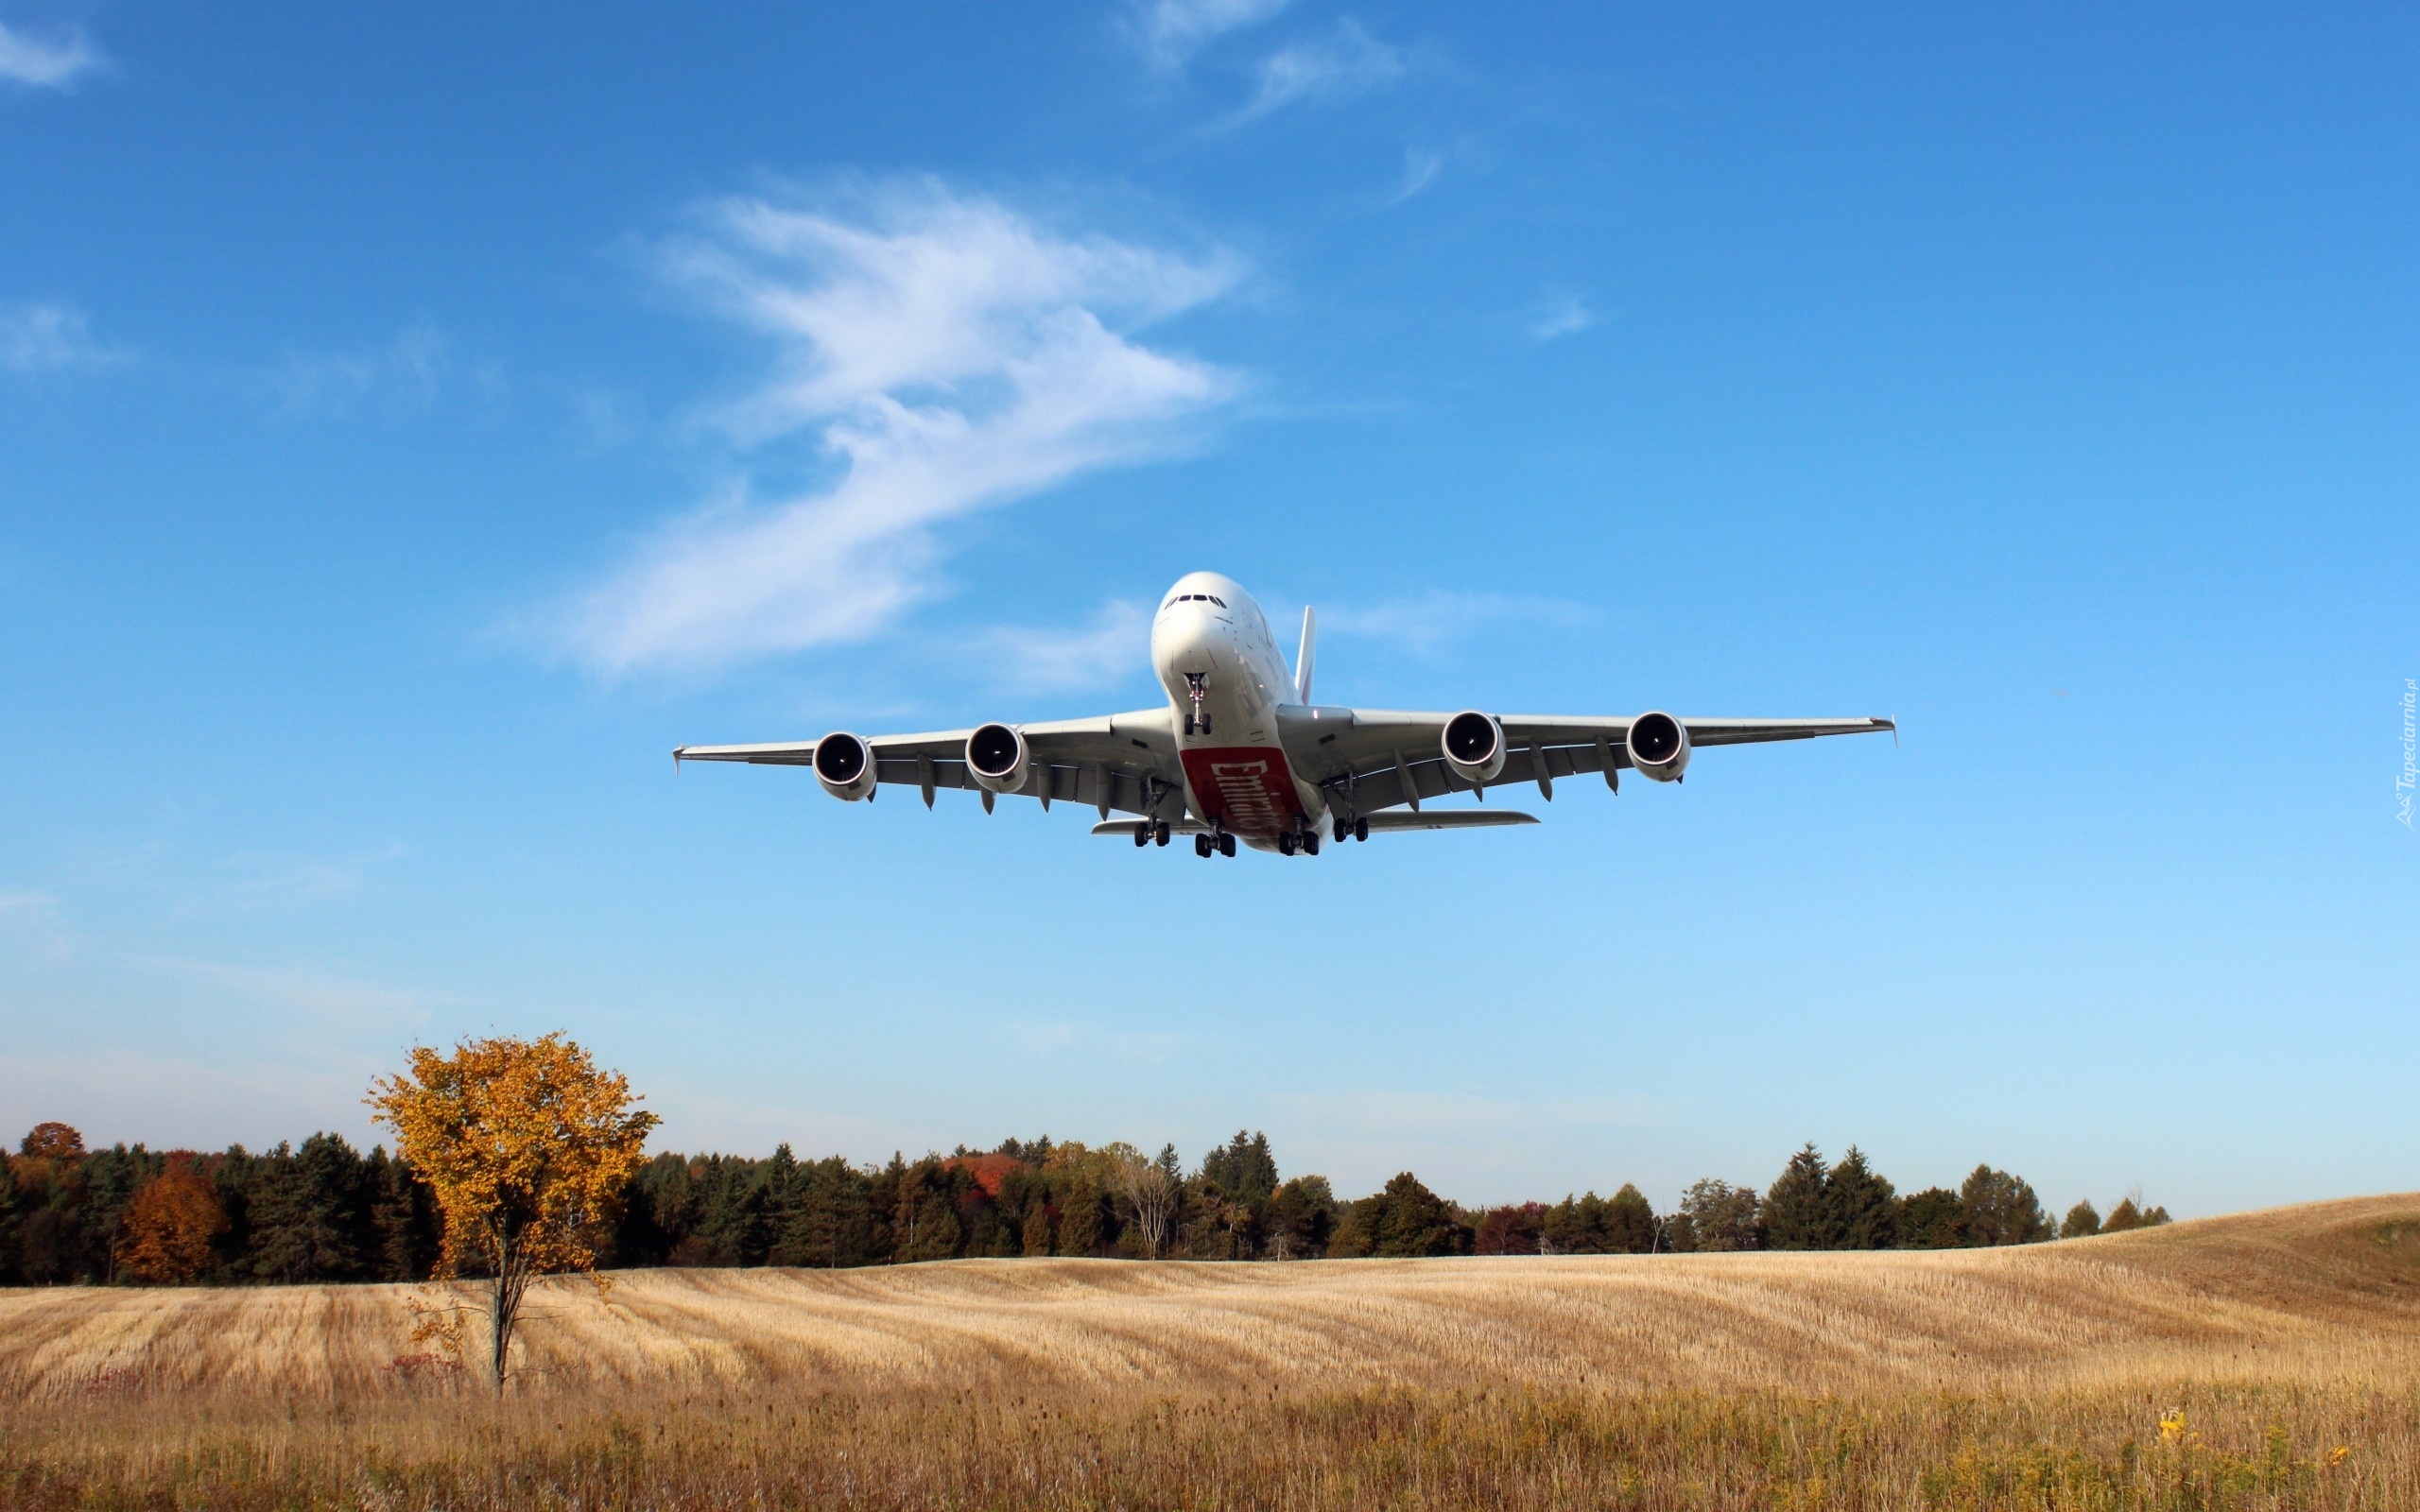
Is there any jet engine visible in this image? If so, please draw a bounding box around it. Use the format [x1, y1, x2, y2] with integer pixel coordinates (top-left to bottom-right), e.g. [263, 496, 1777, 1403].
[1441, 710, 1508, 784]
[964, 722, 1029, 794]
[1627, 711, 1690, 782]
[813, 731, 878, 801]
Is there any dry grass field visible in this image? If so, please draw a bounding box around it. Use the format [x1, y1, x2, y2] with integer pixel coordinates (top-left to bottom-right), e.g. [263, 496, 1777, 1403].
[2, 1194, 2415, 1509]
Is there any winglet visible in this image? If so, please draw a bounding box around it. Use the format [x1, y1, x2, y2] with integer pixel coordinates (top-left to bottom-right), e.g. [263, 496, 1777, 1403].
[1294, 606, 1316, 705]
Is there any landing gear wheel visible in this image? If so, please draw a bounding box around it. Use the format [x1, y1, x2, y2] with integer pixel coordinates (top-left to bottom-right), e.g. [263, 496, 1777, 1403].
[1195, 833, 1214, 858]
[1133, 825, 1149, 848]
[1333, 818, 1351, 844]
[1219, 833, 1237, 857]
[1154, 821, 1170, 846]
[1278, 833, 1297, 856]
[1301, 833, 1320, 856]
[1354, 818, 1370, 842]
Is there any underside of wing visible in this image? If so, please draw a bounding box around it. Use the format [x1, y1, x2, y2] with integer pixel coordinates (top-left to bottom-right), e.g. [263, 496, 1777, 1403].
[1288, 708, 1893, 818]
[675, 709, 1186, 819]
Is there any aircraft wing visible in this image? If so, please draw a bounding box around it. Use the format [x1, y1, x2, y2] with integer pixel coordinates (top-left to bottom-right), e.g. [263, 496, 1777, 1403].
[1283, 709, 1893, 816]
[674, 708, 1183, 817]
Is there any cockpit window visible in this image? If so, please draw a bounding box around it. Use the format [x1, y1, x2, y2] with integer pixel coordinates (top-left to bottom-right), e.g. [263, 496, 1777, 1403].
[1164, 593, 1229, 608]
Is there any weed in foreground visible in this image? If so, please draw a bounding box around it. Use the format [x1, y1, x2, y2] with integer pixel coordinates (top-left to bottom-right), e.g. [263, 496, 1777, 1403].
[0, 1380, 2407, 1511]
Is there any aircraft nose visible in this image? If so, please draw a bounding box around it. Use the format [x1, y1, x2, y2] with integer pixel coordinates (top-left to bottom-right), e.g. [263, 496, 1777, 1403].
[1152, 600, 1223, 671]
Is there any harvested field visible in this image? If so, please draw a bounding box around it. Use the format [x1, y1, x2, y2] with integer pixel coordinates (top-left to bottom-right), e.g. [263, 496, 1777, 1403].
[2, 1194, 2415, 1509]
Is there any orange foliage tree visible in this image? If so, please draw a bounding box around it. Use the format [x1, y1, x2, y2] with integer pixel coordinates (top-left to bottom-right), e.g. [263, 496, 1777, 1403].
[117, 1161, 228, 1283]
[20, 1122, 84, 1160]
[366, 1032, 657, 1392]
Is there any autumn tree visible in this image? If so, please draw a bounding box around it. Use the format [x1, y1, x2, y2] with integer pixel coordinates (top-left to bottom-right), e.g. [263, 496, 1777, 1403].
[116, 1160, 229, 1283]
[1112, 1144, 1178, 1258]
[1674, 1178, 1762, 1252]
[367, 1033, 657, 1393]
[20, 1123, 84, 1160]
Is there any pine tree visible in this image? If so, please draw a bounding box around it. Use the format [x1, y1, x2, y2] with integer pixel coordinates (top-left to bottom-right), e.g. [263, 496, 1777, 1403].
[1896, 1186, 1965, 1247]
[1826, 1147, 1899, 1250]
[2061, 1199, 2101, 1239]
[0, 1153, 20, 1285]
[1762, 1144, 1835, 1250]
[1605, 1183, 1658, 1253]
[249, 1135, 366, 1282]
[1341, 1173, 1469, 1258]
[366, 1147, 440, 1281]
[1958, 1164, 2051, 1246]
[777, 1158, 879, 1267]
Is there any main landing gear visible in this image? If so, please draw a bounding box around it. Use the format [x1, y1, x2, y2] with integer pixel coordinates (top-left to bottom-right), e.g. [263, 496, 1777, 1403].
[1194, 831, 1236, 858]
[1277, 831, 1322, 857]
[1132, 820, 1172, 848]
[1333, 817, 1369, 843]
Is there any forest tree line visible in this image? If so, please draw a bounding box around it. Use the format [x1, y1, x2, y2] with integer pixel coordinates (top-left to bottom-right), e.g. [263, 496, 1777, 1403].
[0, 1121, 2168, 1286]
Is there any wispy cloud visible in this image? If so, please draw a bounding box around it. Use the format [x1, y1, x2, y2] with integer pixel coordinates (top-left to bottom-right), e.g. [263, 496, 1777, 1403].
[1126, 0, 1290, 72]
[0, 888, 55, 917]
[1322, 590, 1587, 656]
[979, 600, 1150, 692]
[545, 180, 1243, 678]
[216, 844, 411, 911]
[157, 957, 447, 1028]
[262, 324, 497, 419]
[1229, 21, 1403, 127]
[0, 20, 102, 90]
[0, 301, 118, 373]
[1530, 294, 1594, 342]
[1391, 148, 1443, 204]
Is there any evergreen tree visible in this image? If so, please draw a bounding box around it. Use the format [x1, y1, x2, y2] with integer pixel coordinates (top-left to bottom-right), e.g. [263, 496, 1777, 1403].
[1896, 1186, 1965, 1248]
[366, 1146, 441, 1281]
[1958, 1164, 2051, 1246]
[1543, 1193, 1616, 1254]
[1055, 1176, 1106, 1256]
[1333, 1173, 1469, 1258]
[1265, 1176, 1333, 1259]
[761, 1143, 802, 1249]
[1762, 1144, 1836, 1250]
[0, 1152, 20, 1284]
[894, 1159, 962, 1263]
[777, 1158, 880, 1267]
[1199, 1130, 1279, 1202]
[2061, 1199, 2101, 1239]
[248, 1135, 366, 1283]
[2100, 1195, 2169, 1231]
[1604, 1183, 1659, 1254]
[690, 1156, 773, 1265]
[1826, 1147, 1899, 1250]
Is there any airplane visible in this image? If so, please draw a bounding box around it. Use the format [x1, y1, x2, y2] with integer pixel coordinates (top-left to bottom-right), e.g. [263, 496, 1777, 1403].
[674, 571, 1893, 857]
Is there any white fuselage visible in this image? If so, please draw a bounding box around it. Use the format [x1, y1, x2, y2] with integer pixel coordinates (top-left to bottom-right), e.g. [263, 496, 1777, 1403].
[1149, 572, 1324, 849]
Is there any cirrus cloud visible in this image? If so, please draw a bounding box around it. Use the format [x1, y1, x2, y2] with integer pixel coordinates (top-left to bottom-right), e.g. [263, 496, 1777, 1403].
[545, 180, 1244, 677]
[0, 20, 101, 90]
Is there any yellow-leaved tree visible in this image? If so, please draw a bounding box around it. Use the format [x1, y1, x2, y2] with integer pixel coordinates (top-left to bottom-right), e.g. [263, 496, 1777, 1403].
[367, 1032, 657, 1392]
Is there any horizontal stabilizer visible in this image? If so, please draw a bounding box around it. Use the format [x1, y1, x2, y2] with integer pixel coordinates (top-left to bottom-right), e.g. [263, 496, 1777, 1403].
[1363, 810, 1537, 832]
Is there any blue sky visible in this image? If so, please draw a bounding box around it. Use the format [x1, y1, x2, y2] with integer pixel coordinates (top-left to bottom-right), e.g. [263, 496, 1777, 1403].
[3, 2, 2412, 1217]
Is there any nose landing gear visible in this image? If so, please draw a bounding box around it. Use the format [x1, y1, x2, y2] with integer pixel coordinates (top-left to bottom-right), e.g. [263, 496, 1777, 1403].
[1183, 673, 1213, 736]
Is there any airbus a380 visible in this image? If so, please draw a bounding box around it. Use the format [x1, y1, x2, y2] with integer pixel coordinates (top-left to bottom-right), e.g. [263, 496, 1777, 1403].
[675, 572, 1893, 858]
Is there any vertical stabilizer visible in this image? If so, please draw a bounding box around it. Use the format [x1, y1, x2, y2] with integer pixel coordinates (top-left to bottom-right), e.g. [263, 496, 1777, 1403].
[1294, 606, 1317, 704]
